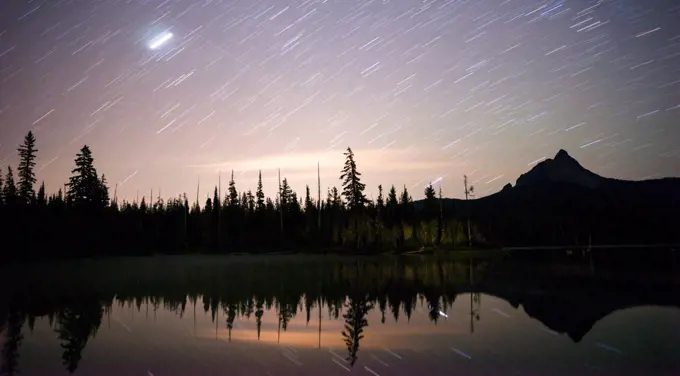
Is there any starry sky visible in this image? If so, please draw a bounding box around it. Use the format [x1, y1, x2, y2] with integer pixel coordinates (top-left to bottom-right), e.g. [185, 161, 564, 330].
[1, 0, 679, 202]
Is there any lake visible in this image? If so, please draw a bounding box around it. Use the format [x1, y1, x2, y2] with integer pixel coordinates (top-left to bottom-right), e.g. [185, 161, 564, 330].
[1, 254, 679, 375]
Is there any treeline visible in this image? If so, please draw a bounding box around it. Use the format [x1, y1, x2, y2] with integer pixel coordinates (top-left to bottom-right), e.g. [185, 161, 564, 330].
[0, 132, 474, 260]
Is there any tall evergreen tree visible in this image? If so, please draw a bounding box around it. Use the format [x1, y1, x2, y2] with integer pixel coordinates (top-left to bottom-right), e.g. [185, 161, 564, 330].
[17, 131, 38, 203]
[386, 185, 398, 221]
[399, 186, 412, 205]
[246, 190, 255, 213]
[424, 183, 437, 219]
[37, 181, 47, 206]
[2, 166, 17, 204]
[255, 171, 265, 211]
[228, 170, 239, 207]
[376, 185, 384, 213]
[339, 147, 368, 210]
[280, 178, 292, 209]
[304, 185, 313, 210]
[66, 145, 106, 208]
[437, 186, 444, 246]
[240, 191, 248, 210]
[340, 147, 367, 248]
[424, 183, 436, 201]
[387, 185, 398, 205]
[99, 175, 110, 207]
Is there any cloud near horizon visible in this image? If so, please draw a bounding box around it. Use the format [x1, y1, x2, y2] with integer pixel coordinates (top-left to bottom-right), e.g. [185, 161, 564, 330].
[188, 148, 452, 176]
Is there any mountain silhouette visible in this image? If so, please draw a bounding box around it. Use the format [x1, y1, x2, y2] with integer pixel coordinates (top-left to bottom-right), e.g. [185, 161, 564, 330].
[418, 149, 680, 247]
[515, 149, 605, 189]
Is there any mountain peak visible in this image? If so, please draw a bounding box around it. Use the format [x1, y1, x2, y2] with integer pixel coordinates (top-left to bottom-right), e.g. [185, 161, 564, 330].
[553, 149, 581, 169]
[555, 149, 571, 160]
[515, 149, 603, 189]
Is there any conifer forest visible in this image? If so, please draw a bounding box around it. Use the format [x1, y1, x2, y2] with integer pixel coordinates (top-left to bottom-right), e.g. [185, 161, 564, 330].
[0, 132, 471, 260]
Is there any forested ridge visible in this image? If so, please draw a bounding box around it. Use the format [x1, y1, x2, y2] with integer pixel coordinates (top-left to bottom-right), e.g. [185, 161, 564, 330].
[0, 132, 472, 260]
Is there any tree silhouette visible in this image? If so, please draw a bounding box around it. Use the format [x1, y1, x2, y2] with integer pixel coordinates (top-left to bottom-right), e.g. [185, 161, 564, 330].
[0, 309, 24, 376]
[36, 182, 46, 206]
[66, 145, 107, 209]
[340, 147, 368, 211]
[225, 303, 237, 341]
[2, 166, 16, 205]
[341, 296, 374, 366]
[340, 147, 368, 248]
[255, 299, 264, 340]
[55, 301, 103, 374]
[255, 171, 265, 211]
[17, 131, 38, 203]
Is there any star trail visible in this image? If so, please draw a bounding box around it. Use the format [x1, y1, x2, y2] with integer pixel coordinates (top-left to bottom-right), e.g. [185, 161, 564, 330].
[0, 0, 678, 201]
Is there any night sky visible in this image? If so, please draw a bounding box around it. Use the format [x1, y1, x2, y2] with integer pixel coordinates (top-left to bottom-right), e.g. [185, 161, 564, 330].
[1, 0, 679, 201]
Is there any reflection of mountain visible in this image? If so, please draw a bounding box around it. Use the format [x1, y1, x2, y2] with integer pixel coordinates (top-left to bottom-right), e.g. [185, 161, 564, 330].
[471, 271, 680, 343]
[1, 256, 679, 372]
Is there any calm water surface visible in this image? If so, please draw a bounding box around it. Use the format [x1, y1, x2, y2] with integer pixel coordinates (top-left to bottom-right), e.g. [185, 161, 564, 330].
[1, 255, 679, 375]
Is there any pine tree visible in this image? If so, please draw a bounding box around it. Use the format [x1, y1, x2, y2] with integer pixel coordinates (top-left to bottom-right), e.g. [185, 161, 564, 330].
[424, 183, 437, 220]
[385, 185, 398, 227]
[2, 166, 17, 204]
[304, 185, 314, 211]
[399, 185, 413, 244]
[0, 167, 4, 205]
[330, 187, 342, 208]
[246, 190, 255, 213]
[437, 186, 444, 246]
[424, 183, 436, 201]
[66, 145, 106, 208]
[37, 181, 46, 206]
[339, 147, 368, 211]
[340, 147, 368, 248]
[99, 175, 110, 207]
[375, 185, 385, 248]
[255, 171, 265, 211]
[17, 131, 38, 203]
[387, 185, 398, 207]
[399, 185, 411, 205]
[228, 170, 239, 207]
[213, 187, 220, 212]
[280, 178, 292, 209]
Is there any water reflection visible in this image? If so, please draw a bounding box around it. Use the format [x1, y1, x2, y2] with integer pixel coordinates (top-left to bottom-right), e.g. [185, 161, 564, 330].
[0, 255, 679, 375]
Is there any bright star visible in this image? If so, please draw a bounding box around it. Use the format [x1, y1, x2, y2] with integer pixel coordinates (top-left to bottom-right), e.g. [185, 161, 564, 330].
[148, 31, 173, 50]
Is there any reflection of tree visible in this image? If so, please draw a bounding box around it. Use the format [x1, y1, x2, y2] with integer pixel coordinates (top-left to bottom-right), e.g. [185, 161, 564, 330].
[242, 298, 254, 319]
[470, 293, 481, 333]
[328, 299, 342, 320]
[341, 296, 374, 367]
[225, 303, 237, 342]
[255, 299, 264, 340]
[277, 302, 294, 343]
[388, 295, 400, 322]
[304, 294, 314, 326]
[3, 254, 672, 372]
[377, 295, 387, 324]
[55, 301, 103, 374]
[1, 309, 24, 376]
[425, 292, 442, 325]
